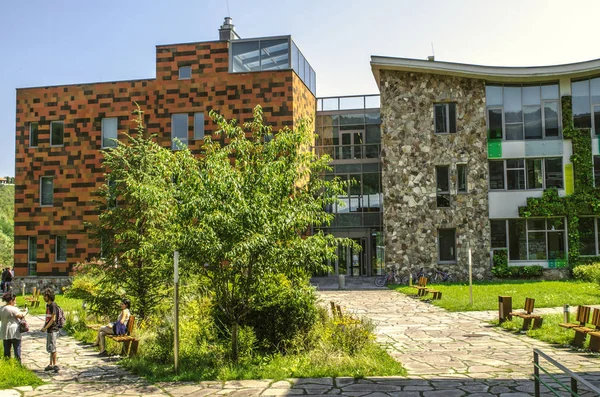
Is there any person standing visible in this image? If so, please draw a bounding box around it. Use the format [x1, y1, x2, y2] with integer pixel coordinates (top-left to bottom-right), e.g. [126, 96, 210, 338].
[40, 288, 59, 372]
[4, 268, 13, 292]
[0, 291, 28, 361]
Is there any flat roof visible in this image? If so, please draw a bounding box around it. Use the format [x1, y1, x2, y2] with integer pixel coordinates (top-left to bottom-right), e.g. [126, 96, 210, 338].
[371, 56, 600, 84]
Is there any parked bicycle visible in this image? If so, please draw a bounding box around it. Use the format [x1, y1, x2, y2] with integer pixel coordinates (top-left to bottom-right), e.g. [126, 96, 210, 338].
[432, 267, 454, 283]
[375, 267, 400, 287]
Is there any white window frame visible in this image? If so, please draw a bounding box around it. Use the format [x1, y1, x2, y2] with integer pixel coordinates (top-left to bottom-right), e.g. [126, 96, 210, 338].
[29, 122, 39, 147]
[28, 236, 37, 276]
[489, 158, 563, 191]
[179, 66, 191, 80]
[101, 117, 118, 148]
[434, 103, 456, 134]
[194, 112, 205, 140]
[50, 121, 64, 147]
[498, 218, 567, 262]
[171, 114, 189, 150]
[40, 176, 54, 207]
[55, 235, 67, 262]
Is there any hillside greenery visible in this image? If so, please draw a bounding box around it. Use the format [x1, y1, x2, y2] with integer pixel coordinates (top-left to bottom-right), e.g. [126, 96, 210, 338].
[0, 183, 14, 267]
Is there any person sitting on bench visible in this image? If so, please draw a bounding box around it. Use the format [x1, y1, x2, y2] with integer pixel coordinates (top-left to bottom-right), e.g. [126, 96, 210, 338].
[93, 298, 131, 356]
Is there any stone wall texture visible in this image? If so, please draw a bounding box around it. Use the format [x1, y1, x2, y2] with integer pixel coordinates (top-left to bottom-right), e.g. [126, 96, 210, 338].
[15, 39, 315, 277]
[379, 70, 490, 279]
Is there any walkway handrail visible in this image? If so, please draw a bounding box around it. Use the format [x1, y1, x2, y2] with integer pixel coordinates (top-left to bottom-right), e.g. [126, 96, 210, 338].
[533, 348, 600, 396]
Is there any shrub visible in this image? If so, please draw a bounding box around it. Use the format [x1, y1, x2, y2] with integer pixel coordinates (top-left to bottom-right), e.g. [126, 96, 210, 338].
[491, 250, 543, 278]
[246, 273, 318, 353]
[573, 263, 600, 283]
[327, 312, 375, 355]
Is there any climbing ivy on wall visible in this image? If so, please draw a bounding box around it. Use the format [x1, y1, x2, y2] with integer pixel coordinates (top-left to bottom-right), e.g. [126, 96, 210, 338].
[519, 95, 600, 266]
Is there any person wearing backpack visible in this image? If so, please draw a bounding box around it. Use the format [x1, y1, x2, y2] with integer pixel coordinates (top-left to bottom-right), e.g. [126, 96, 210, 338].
[40, 288, 60, 373]
[1, 291, 28, 361]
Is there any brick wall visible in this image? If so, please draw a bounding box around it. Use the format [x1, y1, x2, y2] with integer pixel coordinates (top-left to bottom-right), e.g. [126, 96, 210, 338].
[15, 39, 316, 276]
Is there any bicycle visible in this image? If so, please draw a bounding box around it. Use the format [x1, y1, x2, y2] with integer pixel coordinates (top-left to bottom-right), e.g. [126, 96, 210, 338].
[374, 268, 400, 287]
[432, 268, 454, 283]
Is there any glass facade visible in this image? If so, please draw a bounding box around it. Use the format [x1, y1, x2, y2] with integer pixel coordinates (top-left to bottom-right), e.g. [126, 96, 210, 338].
[230, 37, 315, 95]
[491, 218, 566, 261]
[315, 95, 383, 276]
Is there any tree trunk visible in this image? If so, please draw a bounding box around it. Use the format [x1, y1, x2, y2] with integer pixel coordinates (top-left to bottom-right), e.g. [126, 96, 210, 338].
[231, 321, 239, 363]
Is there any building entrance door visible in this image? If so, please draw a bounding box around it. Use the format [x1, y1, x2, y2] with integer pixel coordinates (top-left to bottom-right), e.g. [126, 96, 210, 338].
[349, 237, 367, 276]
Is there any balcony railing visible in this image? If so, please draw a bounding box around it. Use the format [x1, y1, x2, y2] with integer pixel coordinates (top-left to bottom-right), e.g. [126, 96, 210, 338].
[316, 144, 381, 160]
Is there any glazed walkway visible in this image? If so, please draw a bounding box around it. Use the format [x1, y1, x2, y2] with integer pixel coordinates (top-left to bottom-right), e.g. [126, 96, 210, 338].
[2, 291, 600, 396]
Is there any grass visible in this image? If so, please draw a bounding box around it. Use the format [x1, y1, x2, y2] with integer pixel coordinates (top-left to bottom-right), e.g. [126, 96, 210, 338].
[15, 294, 84, 316]
[390, 280, 600, 311]
[0, 347, 44, 389]
[120, 343, 405, 382]
[494, 314, 575, 347]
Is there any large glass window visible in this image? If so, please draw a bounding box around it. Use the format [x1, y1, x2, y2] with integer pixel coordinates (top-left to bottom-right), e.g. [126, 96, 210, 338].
[438, 229, 456, 263]
[194, 112, 205, 140]
[436, 165, 450, 207]
[503, 218, 565, 261]
[572, 77, 600, 134]
[101, 118, 118, 148]
[28, 237, 37, 276]
[434, 103, 456, 134]
[171, 114, 188, 150]
[485, 84, 560, 140]
[51, 121, 64, 146]
[40, 176, 53, 206]
[30, 122, 39, 147]
[56, 236, 67, 262]
[489, 158, 563, 190]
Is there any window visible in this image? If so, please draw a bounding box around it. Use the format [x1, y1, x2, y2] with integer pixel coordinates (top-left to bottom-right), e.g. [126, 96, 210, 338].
[101, 118, 118, 148]
[30, 122, 39, 147]
[40, 176, 53, 206]
[457, 164, 467, 193]
[50, 121, 64, 146]
[595, 156, 600, 187]
[572, 77, 600, 134]
[436, 165, 450, 207]
[56, 236, 67, 262]
[28, 237, 37, 276]
[485, 84, 560, 140]
[490, 220, 507, 248]
[438, 229, 456, 263]
[179, 66, 191, 80]
[489, 161, 505, 190]
[506, 159, 525, 190]
[434, 103, 456, 134]
[194, 112, 205, 140]
[579, 217, 597, 256]
[171, 114, 188, 150]
[489, 158, 563, 190]
[502, 218, 565, 261]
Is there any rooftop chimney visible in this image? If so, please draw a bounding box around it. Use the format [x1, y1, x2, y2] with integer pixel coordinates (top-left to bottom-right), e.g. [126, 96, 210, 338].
[219, 17, 241, 41]
[427, 55, 435, 62]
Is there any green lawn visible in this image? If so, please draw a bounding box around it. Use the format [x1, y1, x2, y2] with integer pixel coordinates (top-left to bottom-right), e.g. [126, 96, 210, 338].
[0, 348, 44, 389]
[15, 294, 84, 315]
[494, 314, 574, 347]
[391, 280, 600, 311]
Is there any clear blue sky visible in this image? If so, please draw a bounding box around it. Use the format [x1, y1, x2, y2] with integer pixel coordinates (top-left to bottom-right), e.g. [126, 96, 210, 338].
[1, 0, 599, 177]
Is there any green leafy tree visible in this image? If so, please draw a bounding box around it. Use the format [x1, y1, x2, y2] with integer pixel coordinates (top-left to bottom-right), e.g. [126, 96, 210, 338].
[0, 184, 14, 266]
[174, 105, 353, 361]
[88, 108, 179, 321]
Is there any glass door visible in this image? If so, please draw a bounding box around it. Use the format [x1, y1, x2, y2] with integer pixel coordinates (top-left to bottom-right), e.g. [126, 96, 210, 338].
[350, 237, 367, 276]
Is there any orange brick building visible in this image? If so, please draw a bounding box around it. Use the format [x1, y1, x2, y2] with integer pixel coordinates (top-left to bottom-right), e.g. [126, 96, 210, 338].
[14, 19, 316, 278]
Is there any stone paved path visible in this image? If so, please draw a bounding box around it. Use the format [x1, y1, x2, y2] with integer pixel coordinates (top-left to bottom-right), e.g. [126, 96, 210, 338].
[3, 291, 600, 396]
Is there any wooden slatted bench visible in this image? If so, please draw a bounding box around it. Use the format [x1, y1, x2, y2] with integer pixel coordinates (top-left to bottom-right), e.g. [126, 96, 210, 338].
[411, 276, 428, 296]
[24, 287, 41, 308]
[571, 308, 600, 348]
[510, 298, 543, 331]
[107, 315, 139, 357]
[425, 288, 442, 300]
[559, 305, 591, 330]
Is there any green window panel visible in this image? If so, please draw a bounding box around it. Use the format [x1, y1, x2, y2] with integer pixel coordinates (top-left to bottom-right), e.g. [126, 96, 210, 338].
[488, 139, 502, 158]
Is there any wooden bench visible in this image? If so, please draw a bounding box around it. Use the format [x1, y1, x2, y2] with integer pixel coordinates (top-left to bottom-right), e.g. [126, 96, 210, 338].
[509, 298, 543, 331]
[571, 308, 600, 348]
[330, 301, 343, 318]
[24, 287, 41, 308]
[411, 276, 428, 296]
[559, 305, 591, 330]
[107, 315, 139, 357]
